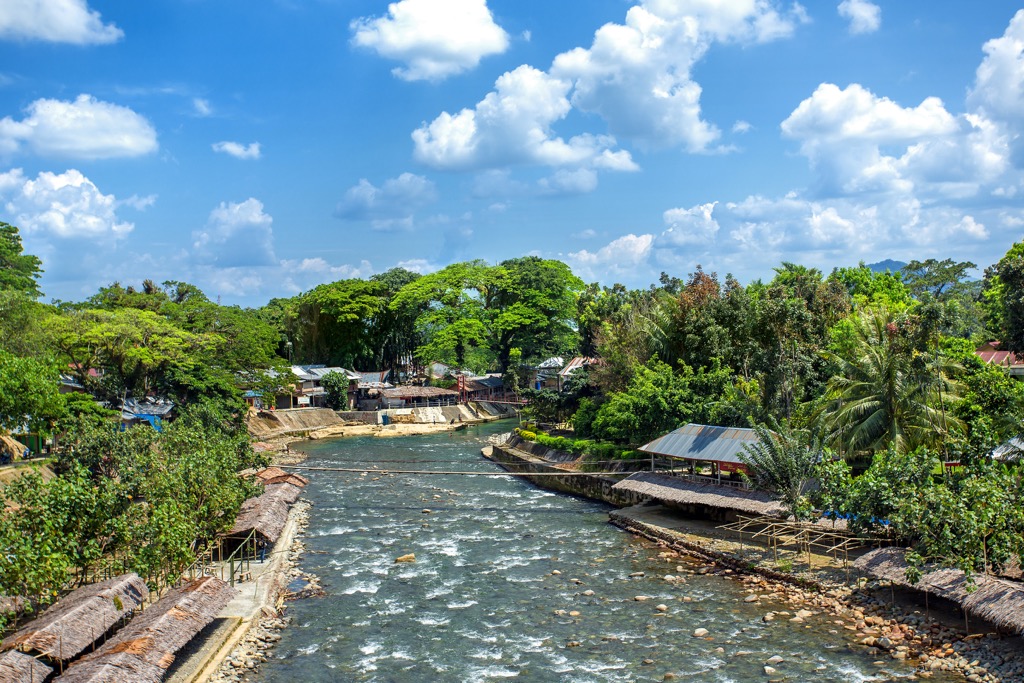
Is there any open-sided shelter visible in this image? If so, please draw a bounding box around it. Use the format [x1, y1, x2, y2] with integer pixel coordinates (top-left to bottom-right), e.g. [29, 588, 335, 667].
[639, 423, 766, 478]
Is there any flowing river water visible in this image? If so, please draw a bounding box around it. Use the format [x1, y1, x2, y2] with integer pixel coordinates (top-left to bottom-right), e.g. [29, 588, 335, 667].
[255, 422, 953, 682]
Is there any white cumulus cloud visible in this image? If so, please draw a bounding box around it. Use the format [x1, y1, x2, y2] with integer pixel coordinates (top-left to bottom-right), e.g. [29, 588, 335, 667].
[413, 0, 802, 186]
[351, 0, 509, 82]
[0, 94, 157, 159]
[568, 233, 654, 280]
[335, 172, 437, 231]
[212, 141, 261, 160]
[658, 202, 720, 246]
[0, 0, 122, 44]
[0, 167, 133, 238]
[837, 0, 880, 35]
[193, 198, 277, 267]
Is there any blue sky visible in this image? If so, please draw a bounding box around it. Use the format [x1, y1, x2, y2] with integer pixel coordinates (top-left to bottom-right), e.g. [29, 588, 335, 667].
[1, 0, 1022, 306]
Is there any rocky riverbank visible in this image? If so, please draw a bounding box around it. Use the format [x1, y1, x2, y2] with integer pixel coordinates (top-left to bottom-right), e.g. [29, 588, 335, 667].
[620, 514, 1023, 683]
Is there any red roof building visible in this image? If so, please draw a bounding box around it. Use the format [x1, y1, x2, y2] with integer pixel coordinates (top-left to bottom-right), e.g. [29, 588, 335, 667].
[976, 341, 1024, 377]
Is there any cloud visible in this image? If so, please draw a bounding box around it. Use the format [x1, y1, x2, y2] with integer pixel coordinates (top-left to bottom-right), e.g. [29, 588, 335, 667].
[193, 198, 277, 267]
[837, 0, 880, 35]
[538, 168, 598, 195]
[414, 1, 801, 184]
[781, 83, 958, 195]
[658, 202, 719, 246]
[212, 141, 261, 160]
[0, 0, 122, 44]
[335, 172, 437, 230]
[351, 0, 509, 81]
[568, 233, 654, 280]
[0, 94, 157, 159]
[0, 167, 134, 238]
[193, 98, 213, 117]
[967, 10, 1024, 163]
[732, 120, 753, 134]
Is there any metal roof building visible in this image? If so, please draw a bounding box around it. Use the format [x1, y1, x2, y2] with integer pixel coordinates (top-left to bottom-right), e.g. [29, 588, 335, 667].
[639, 424, 763, 467]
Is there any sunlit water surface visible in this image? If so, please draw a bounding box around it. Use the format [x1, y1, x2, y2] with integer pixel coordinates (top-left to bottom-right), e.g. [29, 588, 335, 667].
[255, 422, 952, 682]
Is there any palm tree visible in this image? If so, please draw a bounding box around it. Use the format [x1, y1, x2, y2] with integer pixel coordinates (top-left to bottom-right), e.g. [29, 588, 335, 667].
[815, 307, 963, 458]
[738, 422, 822, 521]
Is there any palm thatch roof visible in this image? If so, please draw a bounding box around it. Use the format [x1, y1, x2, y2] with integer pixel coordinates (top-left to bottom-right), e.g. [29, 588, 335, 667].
[855, 547, 1024, 635]
[228, 492, 289, 543]
[55, 576, 236, 683]
[254, 467, 309, 488]
[611, 472, 785, 516]
[265, 481, 303, 505]
[0, 649, 52, 682]
[1, 574, 148, 661]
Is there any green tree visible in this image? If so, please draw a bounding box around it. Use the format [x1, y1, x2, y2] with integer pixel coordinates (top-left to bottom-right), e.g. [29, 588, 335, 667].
[0, 222, 43, 297]
[488, 256, 583, 371]
[390, 261, 492, 370]
[0, 349, 65, 435]
[320, 371, 350, 410]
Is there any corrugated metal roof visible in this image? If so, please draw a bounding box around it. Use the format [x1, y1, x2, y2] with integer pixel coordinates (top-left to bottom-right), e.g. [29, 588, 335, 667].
[638, 423, 763, 465]
[558, 357, 596, 377]
[976, 342, 1023, 367]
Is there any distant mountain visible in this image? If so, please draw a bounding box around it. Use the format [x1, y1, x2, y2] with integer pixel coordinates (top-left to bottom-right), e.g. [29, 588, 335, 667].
[866, 259, 907, 274]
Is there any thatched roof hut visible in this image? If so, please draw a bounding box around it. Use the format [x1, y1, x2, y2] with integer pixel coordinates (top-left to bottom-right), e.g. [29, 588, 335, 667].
[254, 467, 309, 488]
[1, 574, 148, 662]
[611, 472, 785, 516]
[0, 649, 52, 682]
[855, 548, 1024, 635]
[228, 492, 290, 544]
[55, 576, 236, 683]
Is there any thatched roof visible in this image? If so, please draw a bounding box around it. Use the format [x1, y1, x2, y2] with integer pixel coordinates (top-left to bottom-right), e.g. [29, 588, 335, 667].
[255, 467, 309, 488]
[611, 472, 785, 516]
[1, 574, 148, 661]
[0, 649, 52, 682]
[855, 548, 1024, 635]
[265, 481, 303, 505]
[55, 576, 236, 683]
[228, 492, 289, 543]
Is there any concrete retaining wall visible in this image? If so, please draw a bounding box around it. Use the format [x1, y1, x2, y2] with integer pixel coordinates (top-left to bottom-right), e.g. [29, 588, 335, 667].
[488, 441, 646, 508]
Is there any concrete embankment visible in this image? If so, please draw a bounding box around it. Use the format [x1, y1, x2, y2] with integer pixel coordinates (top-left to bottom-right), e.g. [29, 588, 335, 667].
[251, 404, 517, 456]
[485, 435, 646, 507]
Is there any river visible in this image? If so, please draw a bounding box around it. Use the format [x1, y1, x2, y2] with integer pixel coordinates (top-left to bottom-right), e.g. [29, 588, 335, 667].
[255, 421, 949, 682]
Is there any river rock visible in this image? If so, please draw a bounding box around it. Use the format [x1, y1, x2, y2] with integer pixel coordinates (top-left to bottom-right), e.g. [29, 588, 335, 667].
[395, 553, 416, 563]
[766, 655, 784, 664]
[656, 604, 668, 612]
[744, 595, 759, 603]
[693, 628, 709, 637]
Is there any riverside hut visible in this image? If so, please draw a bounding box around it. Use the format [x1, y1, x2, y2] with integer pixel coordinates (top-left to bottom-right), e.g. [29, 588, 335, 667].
[855, 548, 1024, 635]
[611, 472, 785, 519]
[0, 649, 52, 682]
[639, 424, 766, 479]
[1, 574, 148, 663]
[55, 576, 236, 683]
